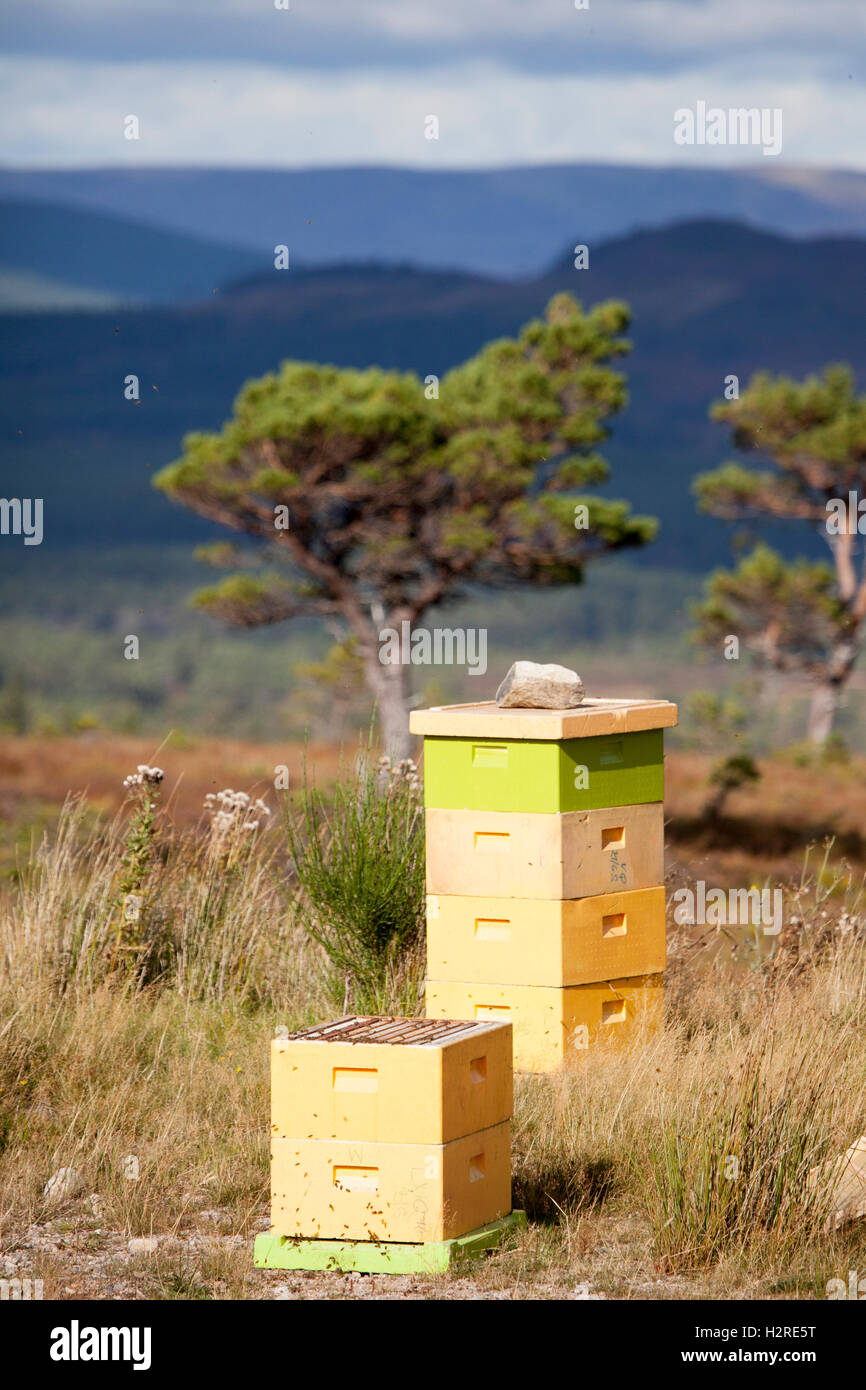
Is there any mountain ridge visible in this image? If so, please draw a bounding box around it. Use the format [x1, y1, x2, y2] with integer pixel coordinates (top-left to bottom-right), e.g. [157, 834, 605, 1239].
[4, 161, 866, 281]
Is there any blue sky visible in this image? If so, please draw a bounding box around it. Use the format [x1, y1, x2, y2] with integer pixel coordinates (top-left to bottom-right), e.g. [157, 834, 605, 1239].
[1, 0, 863, 168]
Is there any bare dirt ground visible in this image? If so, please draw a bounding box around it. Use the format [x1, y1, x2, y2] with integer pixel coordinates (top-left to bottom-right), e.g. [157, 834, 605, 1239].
[5, 1205, 783, 1302]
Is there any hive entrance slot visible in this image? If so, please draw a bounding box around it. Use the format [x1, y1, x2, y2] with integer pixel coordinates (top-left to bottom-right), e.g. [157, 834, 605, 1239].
[333, 1166, 379, 1193]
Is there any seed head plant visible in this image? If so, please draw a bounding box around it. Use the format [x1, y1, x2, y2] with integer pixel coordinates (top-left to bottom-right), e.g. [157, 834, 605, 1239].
[115, 765, 164, 962]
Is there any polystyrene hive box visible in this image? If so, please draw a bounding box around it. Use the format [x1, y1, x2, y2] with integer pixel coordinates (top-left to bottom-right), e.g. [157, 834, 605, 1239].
[424, 802, 664, 900]
[426, 886, 666, 987]
[271, 1015, 512, 1145]
[421, 729, 664, 814]
[270, 1121, 512, 1243]
[425, 975, 664, 1073]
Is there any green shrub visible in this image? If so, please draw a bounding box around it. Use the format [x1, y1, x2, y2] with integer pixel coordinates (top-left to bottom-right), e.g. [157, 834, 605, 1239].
[285, 751, 426, 1015]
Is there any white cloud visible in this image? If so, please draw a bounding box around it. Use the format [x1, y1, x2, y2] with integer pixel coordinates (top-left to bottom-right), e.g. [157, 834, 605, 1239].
[0, 55, 863, 169]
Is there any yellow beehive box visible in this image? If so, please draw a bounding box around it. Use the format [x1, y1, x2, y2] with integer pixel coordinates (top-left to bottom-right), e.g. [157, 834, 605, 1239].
[426, 886, 666, 987]
[424, 803, 664, 899]
[271, 1015, 512, 1145]
[270, 1121, 512, 1243]
[426, 976, 664, 1073]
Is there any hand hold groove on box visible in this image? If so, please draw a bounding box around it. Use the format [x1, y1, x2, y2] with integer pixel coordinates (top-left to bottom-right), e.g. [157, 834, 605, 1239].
[602, 1000, 628, 1025]
[474, 917, 512, 941]
[474, 831, 511, 853]
[332, 1067, 378, 1093]
[472, 743, 509, 768]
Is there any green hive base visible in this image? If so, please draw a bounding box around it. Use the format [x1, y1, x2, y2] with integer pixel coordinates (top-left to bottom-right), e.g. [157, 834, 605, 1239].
[254, 1211, 527, 1275]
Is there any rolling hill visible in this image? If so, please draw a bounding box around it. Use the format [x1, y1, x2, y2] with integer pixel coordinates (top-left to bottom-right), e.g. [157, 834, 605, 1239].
[0, 200, 262, 308]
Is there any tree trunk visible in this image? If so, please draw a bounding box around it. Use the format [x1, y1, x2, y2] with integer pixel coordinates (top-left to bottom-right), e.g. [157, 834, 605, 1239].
[703, 780, 729, 823]
[808, 639, 858, 746]
[361, 636, 413, 760]
[807, 682, 837, 747]
[377, 665, 413, 761]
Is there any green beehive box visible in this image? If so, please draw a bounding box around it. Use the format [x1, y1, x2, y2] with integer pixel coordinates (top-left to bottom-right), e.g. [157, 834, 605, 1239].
[410, 698, 678, 815]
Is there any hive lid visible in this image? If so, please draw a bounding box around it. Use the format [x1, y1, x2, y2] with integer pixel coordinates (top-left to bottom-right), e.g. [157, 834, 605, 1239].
[409, 696, 678, 740]
[286, 1015, 503, 1047]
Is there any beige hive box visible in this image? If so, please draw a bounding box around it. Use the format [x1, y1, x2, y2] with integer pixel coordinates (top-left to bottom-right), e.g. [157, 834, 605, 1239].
[268, 1016, 514, 1244]
[424, 802, 664, 900]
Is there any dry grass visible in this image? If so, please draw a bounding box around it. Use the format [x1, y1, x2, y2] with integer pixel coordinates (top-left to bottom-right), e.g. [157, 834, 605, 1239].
[665, 748, 866, 887]
[513, 949, 865, 1273]
[0, 734, 345, 823]
[0, 745, 865, 1299]
[0, 733, 344, 877]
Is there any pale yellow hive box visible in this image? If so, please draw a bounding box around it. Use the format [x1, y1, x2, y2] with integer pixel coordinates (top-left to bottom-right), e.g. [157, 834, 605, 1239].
[270, 1121, 512, 1244]
[426, 975, 664, 1073]
[424, 802, 664, 899]
[426, 886, 666, 987]
[409, 696, 678, 740]
[271, 1015, 512, 1146]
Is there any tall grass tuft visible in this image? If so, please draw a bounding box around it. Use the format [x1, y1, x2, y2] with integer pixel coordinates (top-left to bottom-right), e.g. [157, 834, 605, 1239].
[0, 795, 317, 1012]
[639, 925, 866, 1274]
[284, 752, 426, 1014]
[641, 1022, 844, 1270]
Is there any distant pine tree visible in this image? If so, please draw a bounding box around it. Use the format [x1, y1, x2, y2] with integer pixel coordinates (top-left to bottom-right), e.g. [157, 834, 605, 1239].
[694, 366, 866, 745]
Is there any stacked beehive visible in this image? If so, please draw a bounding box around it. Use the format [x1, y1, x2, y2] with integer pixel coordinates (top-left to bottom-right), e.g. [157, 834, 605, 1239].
[412, 697, 678, 1072]
[255, 1014, 520, 1271]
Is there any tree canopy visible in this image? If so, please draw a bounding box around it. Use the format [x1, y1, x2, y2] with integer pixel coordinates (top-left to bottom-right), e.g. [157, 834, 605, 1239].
[156, 293, 656, 753]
